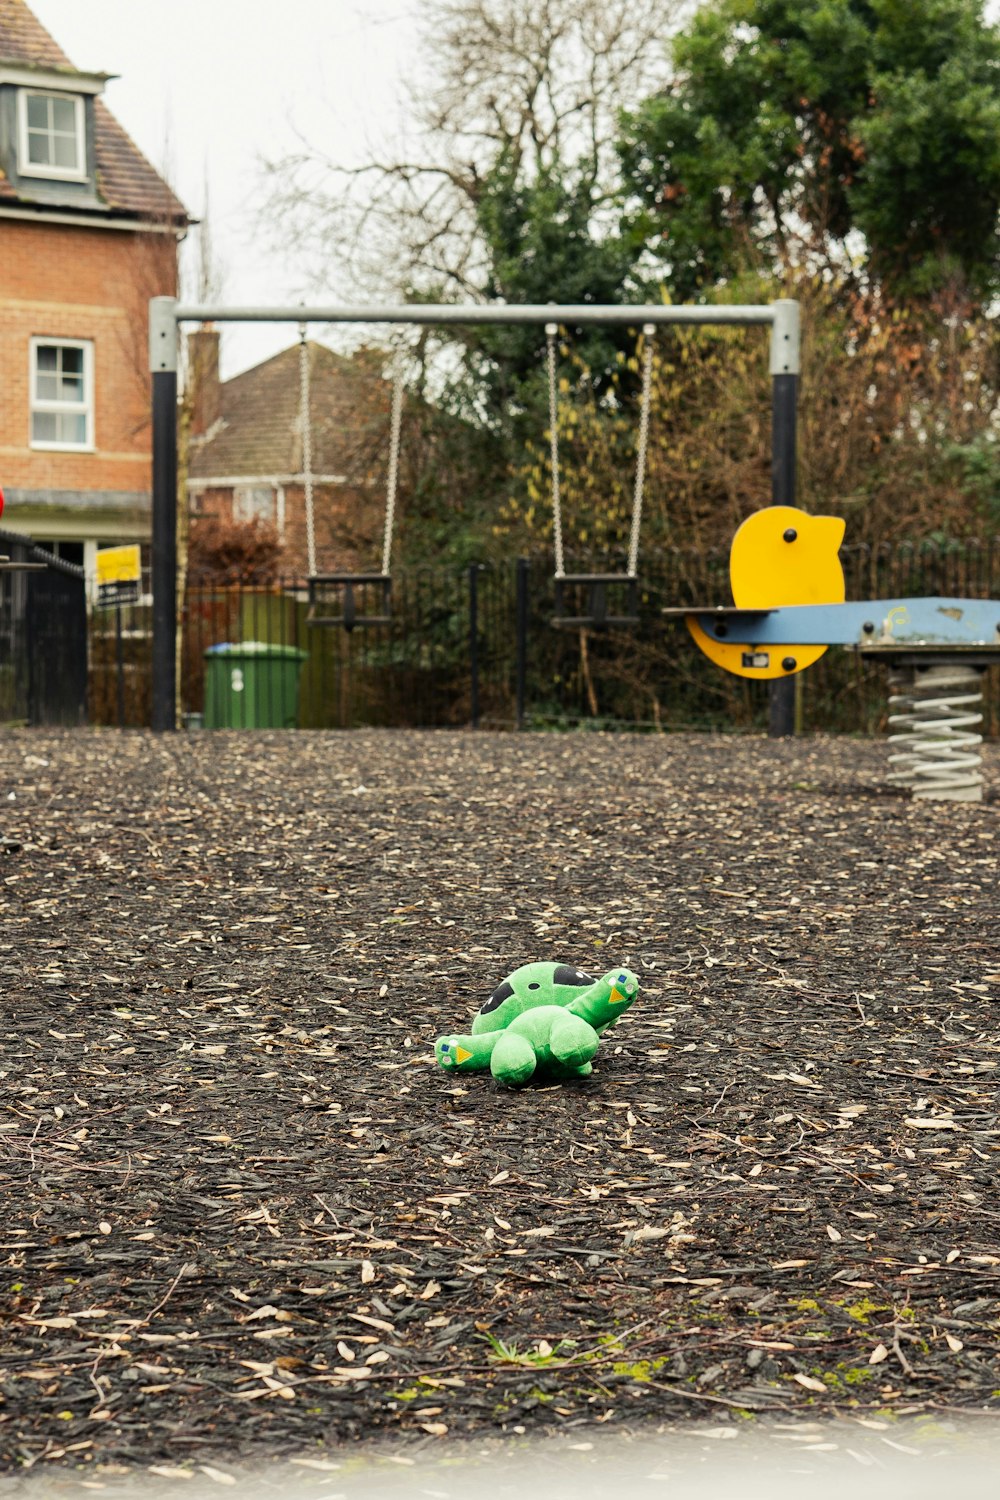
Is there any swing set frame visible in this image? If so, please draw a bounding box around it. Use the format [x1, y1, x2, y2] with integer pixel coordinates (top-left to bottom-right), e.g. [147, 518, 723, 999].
[148, 297, 800, 731]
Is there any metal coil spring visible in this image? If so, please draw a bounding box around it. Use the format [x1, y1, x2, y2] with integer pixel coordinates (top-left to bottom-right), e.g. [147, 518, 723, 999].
[887, 664, 984, 802]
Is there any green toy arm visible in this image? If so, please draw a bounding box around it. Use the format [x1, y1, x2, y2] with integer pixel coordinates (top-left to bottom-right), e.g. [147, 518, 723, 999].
[435, 1030, 499, 1072]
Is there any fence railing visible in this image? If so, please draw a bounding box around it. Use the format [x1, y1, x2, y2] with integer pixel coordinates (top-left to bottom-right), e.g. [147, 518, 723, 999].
[79, 538, 1000, 735]
[0, 529, 87, 727]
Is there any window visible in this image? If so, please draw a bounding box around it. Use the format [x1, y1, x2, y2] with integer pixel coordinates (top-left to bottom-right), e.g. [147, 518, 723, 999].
[18, 90, 86, 180]
[30, 339, 94, 450]
[48, 541, 85, 567]
[233, 486, 276, 523]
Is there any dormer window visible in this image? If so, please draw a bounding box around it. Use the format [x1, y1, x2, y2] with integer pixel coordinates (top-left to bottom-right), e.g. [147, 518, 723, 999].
[18, 89, 86, 181]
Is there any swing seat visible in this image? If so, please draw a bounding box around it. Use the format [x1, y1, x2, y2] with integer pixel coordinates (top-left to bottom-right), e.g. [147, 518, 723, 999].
[307, 573, 392, 632]
[552, 573, 640, 630]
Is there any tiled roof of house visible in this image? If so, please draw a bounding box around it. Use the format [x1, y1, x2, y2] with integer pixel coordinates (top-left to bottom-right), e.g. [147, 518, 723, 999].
[0, 0, 188, 223]
[0, 0, 67, 66]
[189, 344, 392, 481]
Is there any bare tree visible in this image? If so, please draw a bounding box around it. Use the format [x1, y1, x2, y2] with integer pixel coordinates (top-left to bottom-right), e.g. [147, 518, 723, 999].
[263, 0, 687, 302]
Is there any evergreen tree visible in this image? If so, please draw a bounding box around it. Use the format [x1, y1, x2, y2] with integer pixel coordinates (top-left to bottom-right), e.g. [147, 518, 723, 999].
[618, 0, 1000, 302]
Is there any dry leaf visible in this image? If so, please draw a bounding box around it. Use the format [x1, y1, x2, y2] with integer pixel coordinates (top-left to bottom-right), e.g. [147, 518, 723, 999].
[869, 1344, 889, 1364]
[262, 1375, 295, 1399]
[792, 1373, 827, 1392]
[198, 1466, 236, 1486]
[945, 1333, 964, 1353]
[349, 1313, 395, 1333]
[360, 1260, 375, 1284]
[826, 1225, 842, 1242]
[336, 1342, 355, 1362]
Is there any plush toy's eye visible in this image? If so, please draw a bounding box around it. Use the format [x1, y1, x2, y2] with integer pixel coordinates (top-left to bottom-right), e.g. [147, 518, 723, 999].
[618, 974, 626, 983]
[528, 982, 540, 990]
[441, 1042, 450, 1051]
[481, 980, 514, 1014]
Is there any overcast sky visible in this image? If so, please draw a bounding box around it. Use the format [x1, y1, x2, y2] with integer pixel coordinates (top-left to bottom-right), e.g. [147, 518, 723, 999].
[29, 0, 421, 377]
[26, 0, 1000, 381]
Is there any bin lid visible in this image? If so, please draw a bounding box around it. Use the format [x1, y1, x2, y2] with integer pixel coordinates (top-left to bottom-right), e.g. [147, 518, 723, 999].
[204, 640, 307, 660]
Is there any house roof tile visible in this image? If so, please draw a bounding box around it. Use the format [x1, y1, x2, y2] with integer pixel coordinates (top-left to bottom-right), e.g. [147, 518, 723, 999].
[0, 0, 68, 67]
[189, 343, 392, 483]
[0, 0, 188, 223]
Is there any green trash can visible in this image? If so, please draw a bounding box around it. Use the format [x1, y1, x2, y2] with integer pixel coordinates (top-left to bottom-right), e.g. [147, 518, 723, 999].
[203, 641, 307, 729]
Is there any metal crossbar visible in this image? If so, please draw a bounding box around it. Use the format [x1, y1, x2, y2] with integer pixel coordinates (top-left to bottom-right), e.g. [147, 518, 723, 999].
[172, 303, 780, 328]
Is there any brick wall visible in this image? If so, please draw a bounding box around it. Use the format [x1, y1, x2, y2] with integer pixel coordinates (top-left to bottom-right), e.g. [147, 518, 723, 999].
[0, 218, 178, 503]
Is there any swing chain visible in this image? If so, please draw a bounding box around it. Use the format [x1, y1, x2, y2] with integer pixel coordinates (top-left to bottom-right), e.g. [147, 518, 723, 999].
[381, 354, 405, 576]
[546, 322, 564, 578]
[627, 323, 656, 579]
[298, 323, 317, 577]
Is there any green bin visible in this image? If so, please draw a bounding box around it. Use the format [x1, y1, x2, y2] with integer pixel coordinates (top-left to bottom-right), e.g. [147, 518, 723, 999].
[203, 641, 307, 729]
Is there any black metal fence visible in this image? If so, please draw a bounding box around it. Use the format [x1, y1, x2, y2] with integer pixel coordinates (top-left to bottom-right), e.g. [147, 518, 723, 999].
[129, 537, 1000, 737]
[0, 529, 87, 727]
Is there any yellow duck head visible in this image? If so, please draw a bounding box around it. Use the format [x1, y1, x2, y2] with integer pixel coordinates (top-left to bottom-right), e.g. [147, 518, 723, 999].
[688, 505, 846, 680]
[729, 506, 846, 609]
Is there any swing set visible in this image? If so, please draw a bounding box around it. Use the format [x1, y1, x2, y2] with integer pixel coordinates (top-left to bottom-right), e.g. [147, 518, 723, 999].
[149, 297, 801, 731]
[300, 325, 404, 632]
[293, 315, 658, 634]
[546, 320, 656, 629]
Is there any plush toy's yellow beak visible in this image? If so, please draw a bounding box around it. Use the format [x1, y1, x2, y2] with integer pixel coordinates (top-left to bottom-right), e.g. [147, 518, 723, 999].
[454, 1045, 472, 1064]
[609, 987, 628, 1007]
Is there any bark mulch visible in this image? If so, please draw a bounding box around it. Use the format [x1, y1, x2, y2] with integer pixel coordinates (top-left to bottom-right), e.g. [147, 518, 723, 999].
[1, 727, 999, 1477]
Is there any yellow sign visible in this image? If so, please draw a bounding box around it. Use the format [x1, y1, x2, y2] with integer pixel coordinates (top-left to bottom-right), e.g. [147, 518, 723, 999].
[97, 545, 142, 587]
[96, 544, 142, 607]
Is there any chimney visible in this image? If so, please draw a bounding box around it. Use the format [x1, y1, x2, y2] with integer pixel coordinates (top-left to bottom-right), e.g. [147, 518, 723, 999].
[188, 324, 221, 436]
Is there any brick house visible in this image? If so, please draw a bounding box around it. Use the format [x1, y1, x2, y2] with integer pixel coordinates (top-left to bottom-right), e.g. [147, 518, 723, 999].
[0, 0, 188, 583]
[187, 329, 399, 582]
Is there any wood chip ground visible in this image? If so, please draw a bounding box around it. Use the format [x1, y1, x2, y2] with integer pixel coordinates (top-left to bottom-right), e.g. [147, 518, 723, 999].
[1, 728, 999, 1474]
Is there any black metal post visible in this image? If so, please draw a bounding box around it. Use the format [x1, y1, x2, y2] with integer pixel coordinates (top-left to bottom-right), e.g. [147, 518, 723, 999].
[151, 368, 177, 732]
[24, 565, 36, 726]
[469, 563, 480, 730]
[115, 603, 125, 729]
[515, 557, 529, 729]
[768, 368, 799, 738]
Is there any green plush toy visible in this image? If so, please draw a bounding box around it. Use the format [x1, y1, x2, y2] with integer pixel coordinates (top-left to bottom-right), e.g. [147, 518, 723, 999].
[435, 962, 640, 1087]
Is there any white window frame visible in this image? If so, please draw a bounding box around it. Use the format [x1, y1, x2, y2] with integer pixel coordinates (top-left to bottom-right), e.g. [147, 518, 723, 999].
[17, 89, 87, 182]
[29, 337, 95, 452]
[233, 484, 277, 524]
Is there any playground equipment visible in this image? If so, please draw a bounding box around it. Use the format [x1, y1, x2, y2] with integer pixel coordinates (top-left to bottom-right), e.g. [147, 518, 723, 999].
[301, 326, 403, 632]
[546, 321, 656, 629]
[664, 505, 1000, 802]
[434, 961, 640, 1087]
[149, 296, 799, 731]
